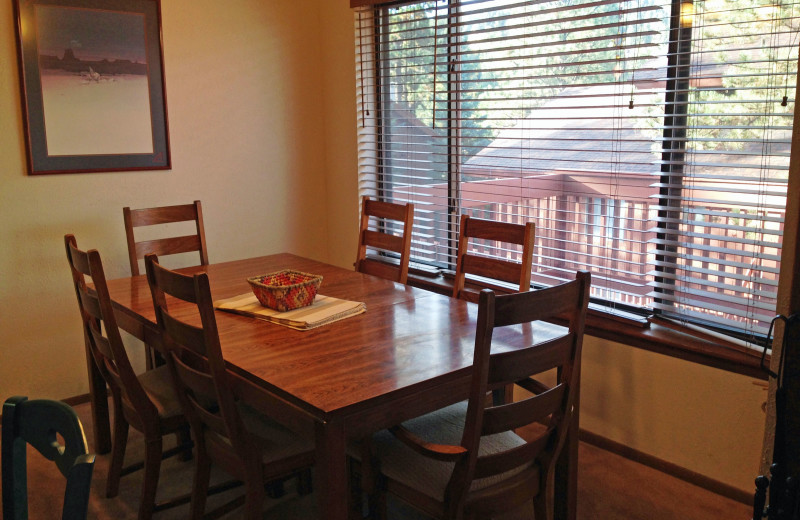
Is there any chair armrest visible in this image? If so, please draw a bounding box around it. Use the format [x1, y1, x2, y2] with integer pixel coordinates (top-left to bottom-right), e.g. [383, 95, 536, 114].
[389, 425, 467, 463]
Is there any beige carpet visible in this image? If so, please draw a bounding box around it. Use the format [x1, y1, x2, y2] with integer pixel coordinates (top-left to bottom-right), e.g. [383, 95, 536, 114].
[4, 399, 752, 519]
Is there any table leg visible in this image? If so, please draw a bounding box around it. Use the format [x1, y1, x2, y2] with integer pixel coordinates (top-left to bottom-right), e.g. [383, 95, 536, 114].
[554, 386, 579, 520]
[315, 419, 348, 520]
[553, 415, 578, 520]
[84, 332, 111, 454]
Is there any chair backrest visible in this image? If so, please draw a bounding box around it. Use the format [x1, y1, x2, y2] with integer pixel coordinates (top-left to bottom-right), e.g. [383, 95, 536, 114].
[144, 253, 253, 468]
[355, 196, 415, 284]
[449, 271, 590, 518]
[2, 396, 95, 520]
[452, 214, 535, 302]
[124, 200, 209, 276]
[65, 235, 159, 423]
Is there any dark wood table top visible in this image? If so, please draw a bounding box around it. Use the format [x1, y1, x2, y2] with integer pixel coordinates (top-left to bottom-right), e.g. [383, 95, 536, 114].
[107, 254, 479, 421]
[107, 253, 558, 422]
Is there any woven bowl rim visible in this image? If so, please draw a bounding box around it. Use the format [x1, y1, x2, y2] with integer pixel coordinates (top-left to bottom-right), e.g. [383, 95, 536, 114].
[247, 269, 323, 290]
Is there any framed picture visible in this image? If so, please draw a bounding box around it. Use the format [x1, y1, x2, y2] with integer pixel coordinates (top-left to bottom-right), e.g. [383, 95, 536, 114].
[13, 0, 170, 175]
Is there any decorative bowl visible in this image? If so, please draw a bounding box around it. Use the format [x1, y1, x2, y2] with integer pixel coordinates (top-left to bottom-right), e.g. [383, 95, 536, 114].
[247, 270, 323, 312]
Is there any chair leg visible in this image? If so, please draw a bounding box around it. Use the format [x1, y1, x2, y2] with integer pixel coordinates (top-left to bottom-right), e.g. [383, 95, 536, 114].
[376, 488, 388, 520]
[106, 410, 129, 498]
[144, 343, 164, 371]
[348, 459, 363, 519]
[176, 425, 193, 462]
[365, 462, 384, 517]
[297, 468, 313, 496]
[189, 448, 211, 520]
[533, 492, 549, 520]
[266, 480, 285, 499]
[138, 437, 163, 520]
[358, 436, 380, 519]
[144, 343, 155, 371]
[244, 480, 266, 520]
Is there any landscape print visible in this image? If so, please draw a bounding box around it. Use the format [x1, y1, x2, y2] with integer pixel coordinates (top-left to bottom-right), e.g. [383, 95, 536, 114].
[35, 5, 153, 156]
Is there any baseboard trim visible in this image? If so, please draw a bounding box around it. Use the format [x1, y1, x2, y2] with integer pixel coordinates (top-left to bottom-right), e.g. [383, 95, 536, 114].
[579, 429, 752, 505]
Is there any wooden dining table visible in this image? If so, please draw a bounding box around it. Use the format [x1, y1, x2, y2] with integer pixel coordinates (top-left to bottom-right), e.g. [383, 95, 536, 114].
[91, 253, 578, 520]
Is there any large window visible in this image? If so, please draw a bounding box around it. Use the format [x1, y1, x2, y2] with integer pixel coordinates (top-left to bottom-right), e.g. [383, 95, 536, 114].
[355, 0, 798, 343]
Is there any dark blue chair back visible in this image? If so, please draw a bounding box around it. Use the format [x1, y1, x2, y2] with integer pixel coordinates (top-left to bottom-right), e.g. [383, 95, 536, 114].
[2, 396, 95, 520]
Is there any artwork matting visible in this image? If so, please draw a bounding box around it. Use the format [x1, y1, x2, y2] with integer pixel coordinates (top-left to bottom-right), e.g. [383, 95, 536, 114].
[13, 0, 170, 175]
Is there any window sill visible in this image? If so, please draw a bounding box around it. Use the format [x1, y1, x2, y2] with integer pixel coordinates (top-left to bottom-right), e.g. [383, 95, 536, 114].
[406, 271, 769, 380]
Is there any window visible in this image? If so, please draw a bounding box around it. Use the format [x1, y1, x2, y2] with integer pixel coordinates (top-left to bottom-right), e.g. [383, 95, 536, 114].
[354, 0, 798, 344]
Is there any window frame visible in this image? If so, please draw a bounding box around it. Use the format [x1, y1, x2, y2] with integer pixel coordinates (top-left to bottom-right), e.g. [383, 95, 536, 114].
[354, 0, 799, 376]
[402, 266, 768, 379]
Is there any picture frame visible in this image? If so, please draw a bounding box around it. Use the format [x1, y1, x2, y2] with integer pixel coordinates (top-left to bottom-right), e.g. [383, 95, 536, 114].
[13, 0, 170, 175]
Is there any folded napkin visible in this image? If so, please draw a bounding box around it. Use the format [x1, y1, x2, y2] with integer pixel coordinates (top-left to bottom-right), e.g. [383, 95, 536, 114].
[214, 293, 366, 331]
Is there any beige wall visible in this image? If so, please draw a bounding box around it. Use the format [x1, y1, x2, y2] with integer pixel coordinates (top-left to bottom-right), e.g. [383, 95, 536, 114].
[319, 1, 361, 268]
[580, 338, 765, 492]
[0, 0, 330, 398]
[0, 0, 766, 495]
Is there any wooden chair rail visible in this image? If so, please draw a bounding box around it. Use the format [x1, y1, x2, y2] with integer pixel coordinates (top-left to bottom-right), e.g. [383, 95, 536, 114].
[460, 255, 524, 286]
[126, 204, 201, 226]
[364, 198, 410, 221]
[133, 235, 204, 261]
[363, 230, 404, 253]
[462, 217, 531, 244]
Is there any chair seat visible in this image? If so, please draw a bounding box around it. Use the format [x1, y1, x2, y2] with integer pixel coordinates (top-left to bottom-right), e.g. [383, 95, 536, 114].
[372, 401, 531, 503]
[138, 365, 184, 419]
[238, 403, 315, 464]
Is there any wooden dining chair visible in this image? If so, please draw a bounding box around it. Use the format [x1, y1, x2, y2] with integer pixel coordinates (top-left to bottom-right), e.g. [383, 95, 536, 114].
[124, 200, 209, 369]
[2, 396, 95, 520]
[145, 253, 315, 520]
[366, 271, 590, 520]
[123, 200, 209, 277]
[453, 214, 535, 303]
[355, 196, 415, 284]
[65, 234, 193, 520]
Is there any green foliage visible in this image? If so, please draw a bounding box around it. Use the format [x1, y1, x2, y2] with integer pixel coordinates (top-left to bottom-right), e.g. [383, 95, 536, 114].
[681, 0, 797, 167]
[381, 0, 796, 173]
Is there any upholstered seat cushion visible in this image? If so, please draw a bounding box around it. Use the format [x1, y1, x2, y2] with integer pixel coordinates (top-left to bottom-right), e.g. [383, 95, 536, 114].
[137, 365, 184, 419]
[372, 401, 531, 503]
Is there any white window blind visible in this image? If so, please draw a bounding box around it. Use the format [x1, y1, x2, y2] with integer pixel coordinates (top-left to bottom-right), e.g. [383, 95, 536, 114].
[355, 0, 798, 342]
